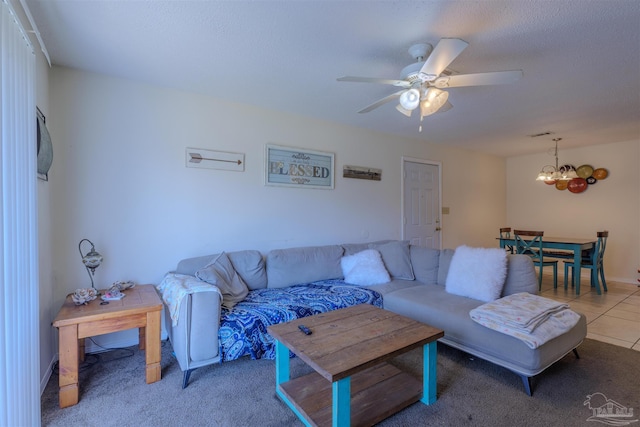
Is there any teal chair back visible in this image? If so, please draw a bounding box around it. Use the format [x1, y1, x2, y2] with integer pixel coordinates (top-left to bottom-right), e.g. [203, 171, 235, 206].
[564, 231, 608, 294]
[514, 230, 558, 290]
[592, 231, 608, 267]
[513, 230, 544, 260]
[500, 227, 514, 253]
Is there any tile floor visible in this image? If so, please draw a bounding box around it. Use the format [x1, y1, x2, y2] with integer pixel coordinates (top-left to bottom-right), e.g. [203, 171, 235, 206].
[539, 273, 640, 351]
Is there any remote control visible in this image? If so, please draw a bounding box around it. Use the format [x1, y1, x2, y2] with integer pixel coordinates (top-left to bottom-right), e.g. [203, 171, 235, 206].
[298, 325, 312, 335]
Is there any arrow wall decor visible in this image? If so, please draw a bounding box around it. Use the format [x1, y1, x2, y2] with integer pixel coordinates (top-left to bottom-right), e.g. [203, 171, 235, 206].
[185, 147, 245, 172]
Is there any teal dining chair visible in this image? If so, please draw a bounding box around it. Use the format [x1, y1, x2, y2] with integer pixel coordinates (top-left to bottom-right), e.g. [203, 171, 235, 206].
[500, 227, 514, 254]
[563, 231, 608, 295]
[513, 230, 558, 290]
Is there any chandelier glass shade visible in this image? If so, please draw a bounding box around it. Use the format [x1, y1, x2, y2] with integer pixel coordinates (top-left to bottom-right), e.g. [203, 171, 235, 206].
[535, 138, 578, 182]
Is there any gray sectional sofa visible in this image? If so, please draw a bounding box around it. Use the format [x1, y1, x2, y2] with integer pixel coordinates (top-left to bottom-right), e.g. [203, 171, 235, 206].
[160, 240, 587, 395]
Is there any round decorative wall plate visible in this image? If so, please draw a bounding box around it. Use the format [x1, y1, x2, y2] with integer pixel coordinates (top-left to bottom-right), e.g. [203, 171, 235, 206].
[592, 168, 608, 180]
[567, 178, 588, 193]
[576, 164, 594, 179]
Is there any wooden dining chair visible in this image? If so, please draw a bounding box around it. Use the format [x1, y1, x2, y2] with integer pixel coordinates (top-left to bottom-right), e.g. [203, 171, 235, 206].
[513, 230, 558, 290]
[500, 227, 514, 254]
[563, 231, 608, 295]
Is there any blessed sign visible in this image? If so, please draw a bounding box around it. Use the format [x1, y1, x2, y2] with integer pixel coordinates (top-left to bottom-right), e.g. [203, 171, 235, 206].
[265, 144, 335, 189]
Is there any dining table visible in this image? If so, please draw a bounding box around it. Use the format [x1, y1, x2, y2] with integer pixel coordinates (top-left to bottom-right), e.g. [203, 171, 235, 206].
[498, 235, 597, 293]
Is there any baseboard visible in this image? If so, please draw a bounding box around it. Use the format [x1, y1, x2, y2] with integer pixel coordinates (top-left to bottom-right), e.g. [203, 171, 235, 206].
[543, 271, 637, 285]
[41, 356, 56, 396]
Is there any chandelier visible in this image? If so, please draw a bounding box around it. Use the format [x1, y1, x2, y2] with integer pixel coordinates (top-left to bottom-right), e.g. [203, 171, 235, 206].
[535, 138, 578, 183]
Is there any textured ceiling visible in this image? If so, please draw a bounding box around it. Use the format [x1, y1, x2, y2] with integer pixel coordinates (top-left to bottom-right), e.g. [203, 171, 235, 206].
[24, 0, 640, 157]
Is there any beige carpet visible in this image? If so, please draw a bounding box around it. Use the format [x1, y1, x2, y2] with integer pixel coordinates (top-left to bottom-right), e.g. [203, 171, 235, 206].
[41, 338, 640, 426]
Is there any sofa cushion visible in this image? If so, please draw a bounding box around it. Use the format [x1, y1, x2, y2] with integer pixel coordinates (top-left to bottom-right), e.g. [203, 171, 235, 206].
[502, 254, 539, 296]
[364, 278, 422, 297]
[175, 250, 267, 290]
[409, 245, 440, 285]
[368, 240, 414, 280]
[445, 245, 507, 302]
[196, 252, 249, 310]
[341, 249, 391, 286]
[342, 240, 392, 256]
[266, 244, 344, 289]
[228, 250, 267, 290]
[175, 254, 219, 276]
[436, 248, 455, 286]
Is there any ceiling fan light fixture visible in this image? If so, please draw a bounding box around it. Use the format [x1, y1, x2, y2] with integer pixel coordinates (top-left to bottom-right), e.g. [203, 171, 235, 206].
[399, 88, 420, 110]
[420, 88, 449, 118]
[395, 104, 412, 117]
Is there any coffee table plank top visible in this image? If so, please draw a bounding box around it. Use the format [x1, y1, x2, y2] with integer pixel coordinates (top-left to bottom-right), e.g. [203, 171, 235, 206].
[53, 284, 162, 327]
[268, 304, 443, 382]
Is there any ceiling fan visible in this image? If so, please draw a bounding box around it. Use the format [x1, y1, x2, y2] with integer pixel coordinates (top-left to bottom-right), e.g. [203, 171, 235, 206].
[337, 38, 523, 130]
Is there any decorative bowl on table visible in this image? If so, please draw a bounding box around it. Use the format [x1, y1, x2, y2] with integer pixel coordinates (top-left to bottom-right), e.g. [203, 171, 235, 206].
[111, 280, 135, 291]
[72, 288, 98, 305]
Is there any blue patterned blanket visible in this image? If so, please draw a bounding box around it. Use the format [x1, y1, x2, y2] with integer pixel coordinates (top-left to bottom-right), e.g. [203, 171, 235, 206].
[219, 279, 382, 362]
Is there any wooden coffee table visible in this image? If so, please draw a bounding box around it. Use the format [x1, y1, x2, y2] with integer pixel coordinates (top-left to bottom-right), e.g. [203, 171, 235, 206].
[52, 284, 162, 408]
[268, 304, 444, 427]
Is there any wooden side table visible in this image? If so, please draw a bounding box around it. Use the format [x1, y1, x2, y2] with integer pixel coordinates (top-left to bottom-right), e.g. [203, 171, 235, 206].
[52, 284, 162, 408]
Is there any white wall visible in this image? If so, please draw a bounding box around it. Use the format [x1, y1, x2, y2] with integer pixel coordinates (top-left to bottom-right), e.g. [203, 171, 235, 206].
[45, 66, 506, 355]
[506, 140, 640, 283]
[35, 46, 54, 393]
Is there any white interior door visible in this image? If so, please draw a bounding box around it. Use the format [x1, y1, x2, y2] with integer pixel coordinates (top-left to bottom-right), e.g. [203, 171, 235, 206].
[402, 158, 441, 249]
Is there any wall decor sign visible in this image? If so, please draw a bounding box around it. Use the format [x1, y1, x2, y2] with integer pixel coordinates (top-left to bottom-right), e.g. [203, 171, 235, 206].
[265, 144, 334, 189]
[185, 147, 244, 172]
[343, 165, 382, 181]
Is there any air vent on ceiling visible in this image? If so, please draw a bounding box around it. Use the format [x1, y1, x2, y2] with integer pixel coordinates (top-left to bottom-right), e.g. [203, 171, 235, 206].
[529, 131, 554, 138]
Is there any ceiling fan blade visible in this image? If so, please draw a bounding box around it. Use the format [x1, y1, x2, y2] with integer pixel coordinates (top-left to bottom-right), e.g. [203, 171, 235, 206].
[434, 70, 523, 88]
[419, 38, 469, 81]
[357, 90, 406, 113]
[337, 76, 411, 88]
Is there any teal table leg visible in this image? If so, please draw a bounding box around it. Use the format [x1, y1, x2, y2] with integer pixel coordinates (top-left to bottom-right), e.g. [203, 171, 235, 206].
[421, 341, 437, 404]
[332, 377, 350, 426]
[275, 340, 289, 387]
[573, 250, 583, 295]
[275, 340, 313, 426]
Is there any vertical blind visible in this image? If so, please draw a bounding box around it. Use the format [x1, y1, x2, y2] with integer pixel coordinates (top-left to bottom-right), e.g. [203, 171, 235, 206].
[0, 0, 39, 425]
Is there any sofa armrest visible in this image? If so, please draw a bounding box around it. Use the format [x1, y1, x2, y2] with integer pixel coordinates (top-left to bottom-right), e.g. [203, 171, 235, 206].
[164, 287, 222, 372]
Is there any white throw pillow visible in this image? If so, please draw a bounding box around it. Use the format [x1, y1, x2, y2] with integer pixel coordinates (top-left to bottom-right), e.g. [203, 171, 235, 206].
[341, 249, 391, 286]
[445, 245, 508, 302]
